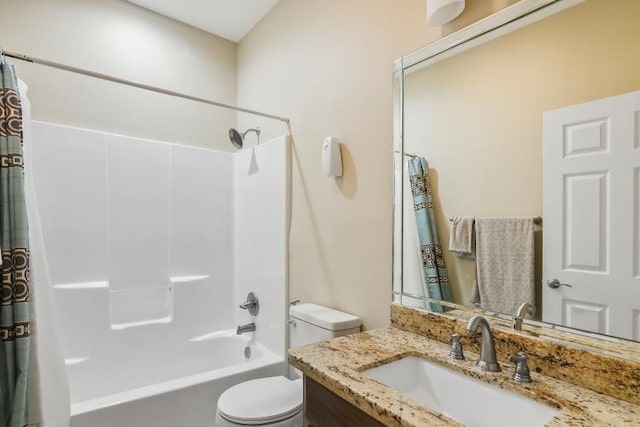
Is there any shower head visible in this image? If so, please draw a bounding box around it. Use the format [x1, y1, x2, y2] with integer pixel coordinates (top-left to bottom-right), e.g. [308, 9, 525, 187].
[228, 128, 243, 149]
[228, 127, 261, 150]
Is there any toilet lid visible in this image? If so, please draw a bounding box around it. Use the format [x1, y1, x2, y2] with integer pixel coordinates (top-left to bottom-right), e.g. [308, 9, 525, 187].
[217, 376, 302, 425]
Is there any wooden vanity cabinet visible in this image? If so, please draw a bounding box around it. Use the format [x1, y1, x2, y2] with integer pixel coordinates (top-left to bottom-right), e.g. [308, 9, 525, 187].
[303, 376, 385, 427]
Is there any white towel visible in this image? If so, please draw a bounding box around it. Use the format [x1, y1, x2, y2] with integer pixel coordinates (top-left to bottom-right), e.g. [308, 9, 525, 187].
[474, 217, 535, 315]
[449, 216, 475, 258]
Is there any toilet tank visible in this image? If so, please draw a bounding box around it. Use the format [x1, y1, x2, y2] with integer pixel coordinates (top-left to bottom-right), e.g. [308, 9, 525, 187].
[289, 303, 361, 349]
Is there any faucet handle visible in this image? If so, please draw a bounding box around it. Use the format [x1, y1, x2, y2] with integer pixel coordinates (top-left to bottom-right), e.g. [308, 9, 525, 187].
[509, 351, 532, 384]
[239, 292, 259, 316]
[448, 333, 465, 360]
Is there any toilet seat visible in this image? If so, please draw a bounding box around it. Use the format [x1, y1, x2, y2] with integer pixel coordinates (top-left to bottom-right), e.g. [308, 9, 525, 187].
[217, 376, 303, 425]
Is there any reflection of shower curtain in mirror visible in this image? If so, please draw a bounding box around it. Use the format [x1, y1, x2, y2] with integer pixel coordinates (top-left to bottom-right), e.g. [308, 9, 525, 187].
[407, 157, 453, 312]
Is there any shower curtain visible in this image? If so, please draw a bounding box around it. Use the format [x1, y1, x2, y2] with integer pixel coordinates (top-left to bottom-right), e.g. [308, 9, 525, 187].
[407, 157, 453, 312]
[0, 57, 37, 427]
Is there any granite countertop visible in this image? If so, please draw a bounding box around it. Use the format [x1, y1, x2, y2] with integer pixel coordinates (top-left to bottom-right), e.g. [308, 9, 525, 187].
[289, 327, 640, 426]
[442, 308, 640, 363]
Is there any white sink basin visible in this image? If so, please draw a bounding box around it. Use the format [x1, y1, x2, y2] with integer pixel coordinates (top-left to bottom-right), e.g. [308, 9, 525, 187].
[363, 356, 559, 427]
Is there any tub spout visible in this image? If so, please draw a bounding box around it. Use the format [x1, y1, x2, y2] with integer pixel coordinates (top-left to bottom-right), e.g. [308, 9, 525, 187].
[236, 323, 256, 335]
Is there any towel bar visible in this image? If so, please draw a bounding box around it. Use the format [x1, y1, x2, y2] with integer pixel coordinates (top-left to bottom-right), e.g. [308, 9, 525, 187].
[448, 216, 542, 225]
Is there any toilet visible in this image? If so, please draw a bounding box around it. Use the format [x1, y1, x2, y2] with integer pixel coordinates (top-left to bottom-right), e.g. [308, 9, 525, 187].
[215, 303, 362, 426]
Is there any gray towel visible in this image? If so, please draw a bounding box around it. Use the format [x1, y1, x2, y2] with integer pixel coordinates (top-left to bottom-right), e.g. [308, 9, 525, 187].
[449, 216, 475, 258]
[474, 217, 535, 314]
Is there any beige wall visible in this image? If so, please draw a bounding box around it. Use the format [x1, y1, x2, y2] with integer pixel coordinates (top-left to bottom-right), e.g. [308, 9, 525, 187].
[404, 0, 640, 307]
[1, 0, 237, 149]
[237, 0, 512, 329]
[1, 0, 516, 330]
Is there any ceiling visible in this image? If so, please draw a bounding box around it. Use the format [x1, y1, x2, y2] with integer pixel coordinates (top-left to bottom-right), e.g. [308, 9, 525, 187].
[127, 0, 280, 43]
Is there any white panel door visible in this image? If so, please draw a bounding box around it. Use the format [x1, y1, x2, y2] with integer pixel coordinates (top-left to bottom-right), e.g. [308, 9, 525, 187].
[543, 90, 640, 340]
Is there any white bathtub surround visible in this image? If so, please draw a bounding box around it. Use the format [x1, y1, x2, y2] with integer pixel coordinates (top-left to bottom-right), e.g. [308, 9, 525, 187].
[234, 137, 290, 359]
[69, 332, 267, 406]
[29, 121, 289, 427]
[22, 83, 71, 427]
[71, 331, 282, 427]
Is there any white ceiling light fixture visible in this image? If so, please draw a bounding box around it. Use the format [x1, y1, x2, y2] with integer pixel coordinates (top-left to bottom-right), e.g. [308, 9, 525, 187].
[427, 0, 466, 26]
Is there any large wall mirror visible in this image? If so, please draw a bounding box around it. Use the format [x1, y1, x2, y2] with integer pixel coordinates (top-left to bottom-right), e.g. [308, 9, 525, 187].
[393, 0, 640, 345]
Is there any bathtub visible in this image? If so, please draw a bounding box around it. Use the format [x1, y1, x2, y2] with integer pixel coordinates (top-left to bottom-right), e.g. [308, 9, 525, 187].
[69, 330, 285, 427]
[29, 123, 290, 426]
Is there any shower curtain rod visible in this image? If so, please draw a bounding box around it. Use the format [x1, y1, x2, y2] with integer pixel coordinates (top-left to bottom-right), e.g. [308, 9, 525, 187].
[1, 49, 290, 124]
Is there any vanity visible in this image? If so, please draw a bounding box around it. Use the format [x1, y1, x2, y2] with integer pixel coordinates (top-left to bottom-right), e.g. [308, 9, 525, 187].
[289, 304, 640, 426]
[291, 0, 640, 425]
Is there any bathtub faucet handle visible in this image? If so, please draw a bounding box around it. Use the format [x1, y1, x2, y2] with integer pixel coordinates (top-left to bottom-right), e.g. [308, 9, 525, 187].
[239, 292, 259, 316]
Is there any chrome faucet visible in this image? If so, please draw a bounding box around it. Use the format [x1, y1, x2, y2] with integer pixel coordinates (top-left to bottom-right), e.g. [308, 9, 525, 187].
[512, 302, 537, 331]
[466, 315, 501, 372]
[236, 322, 256, 335]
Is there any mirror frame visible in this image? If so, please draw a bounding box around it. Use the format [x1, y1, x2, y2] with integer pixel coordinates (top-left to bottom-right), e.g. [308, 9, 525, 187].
[391, 0, 640, 361]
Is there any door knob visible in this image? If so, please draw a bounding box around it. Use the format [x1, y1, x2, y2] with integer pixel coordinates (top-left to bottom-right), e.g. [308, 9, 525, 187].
[547, 279, 572, 289]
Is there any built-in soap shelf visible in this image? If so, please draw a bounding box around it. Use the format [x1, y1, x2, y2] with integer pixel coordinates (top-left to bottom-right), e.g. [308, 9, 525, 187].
[64, 357, 89, 367]
[109, 286, 173, 329]
[188, 330, 230, 342]
[53, 281, 109, 290]
[52, 275, 210, 329]
[170, 275, 209, 283]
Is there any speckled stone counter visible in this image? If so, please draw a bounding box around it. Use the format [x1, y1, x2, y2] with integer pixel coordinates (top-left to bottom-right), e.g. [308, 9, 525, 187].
[391, 304, 640, 406]
[289, 327, 640, 426]
[440, 307, 640, 363]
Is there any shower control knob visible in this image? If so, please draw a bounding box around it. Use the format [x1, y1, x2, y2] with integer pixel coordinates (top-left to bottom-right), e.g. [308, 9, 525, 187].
[239, 292, 259, 316]
[547, 279, 572, 289]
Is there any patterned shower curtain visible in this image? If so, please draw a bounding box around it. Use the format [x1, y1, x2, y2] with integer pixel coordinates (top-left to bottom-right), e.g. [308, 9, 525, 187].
[0, 57, 35, 427]
[407, 157, 453, 312]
